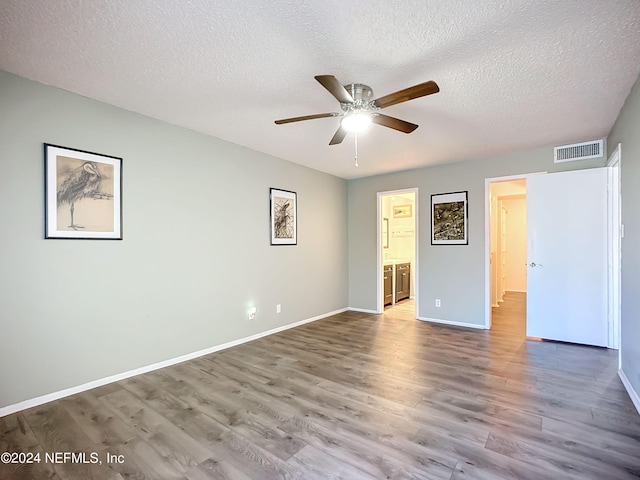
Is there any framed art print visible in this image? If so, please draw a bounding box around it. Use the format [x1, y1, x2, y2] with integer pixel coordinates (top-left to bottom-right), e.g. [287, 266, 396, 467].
[393, 204, 412, 218]
[44, 144, 123, 239]
[270, 188, 297, 245]
[431, 191, 468, 245]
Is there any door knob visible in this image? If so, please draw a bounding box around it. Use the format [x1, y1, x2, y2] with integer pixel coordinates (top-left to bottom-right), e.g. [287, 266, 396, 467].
[529, 262, 543, 267]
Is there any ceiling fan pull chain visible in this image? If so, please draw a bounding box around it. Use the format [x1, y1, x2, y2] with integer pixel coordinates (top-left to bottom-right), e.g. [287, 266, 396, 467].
[354, 132, 359, 167]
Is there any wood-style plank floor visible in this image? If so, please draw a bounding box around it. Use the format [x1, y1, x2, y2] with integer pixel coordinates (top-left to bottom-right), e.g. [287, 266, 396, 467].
[1, 293, 639, 479]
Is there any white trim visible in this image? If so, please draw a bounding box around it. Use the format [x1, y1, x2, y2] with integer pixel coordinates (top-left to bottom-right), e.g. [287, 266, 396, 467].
[376, 192, 383, 314]
[619, 370, 640, 415]
[0, 308, 347, 418]
[607, 144, 622, 359]
[348, 307, 379, 314]
[417, 316, 487, 330]
[607, 143, 621, 167]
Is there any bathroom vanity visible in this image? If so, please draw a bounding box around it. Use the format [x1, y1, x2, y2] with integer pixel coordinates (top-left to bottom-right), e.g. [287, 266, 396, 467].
[383, 259, 411, 306]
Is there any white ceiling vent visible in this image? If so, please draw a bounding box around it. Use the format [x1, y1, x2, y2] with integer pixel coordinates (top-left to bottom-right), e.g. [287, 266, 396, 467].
[554, 140, 603, 163]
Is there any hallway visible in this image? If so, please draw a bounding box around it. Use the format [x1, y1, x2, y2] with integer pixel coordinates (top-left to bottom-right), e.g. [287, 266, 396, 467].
[492, 291, 526, 338]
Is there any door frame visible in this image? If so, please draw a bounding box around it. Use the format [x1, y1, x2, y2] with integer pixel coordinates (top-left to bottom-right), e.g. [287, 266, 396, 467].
[484, 173, 544, 329]
[607, 143, 622, 354]
[376, 188, 419, 314]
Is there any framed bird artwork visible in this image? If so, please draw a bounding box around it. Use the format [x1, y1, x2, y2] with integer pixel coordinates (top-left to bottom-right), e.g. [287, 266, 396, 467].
[44, 144, 123, 239]
[270, 188, 297, 245]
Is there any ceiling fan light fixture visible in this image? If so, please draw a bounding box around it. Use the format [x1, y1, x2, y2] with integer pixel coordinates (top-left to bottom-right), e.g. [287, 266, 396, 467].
[341, 112, 372, 133]
[274, 75, 440, 145]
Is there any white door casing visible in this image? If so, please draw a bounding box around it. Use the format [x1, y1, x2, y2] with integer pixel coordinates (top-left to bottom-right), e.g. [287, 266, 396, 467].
[500, 203, 508, 301]
[607, 144, 622, 353]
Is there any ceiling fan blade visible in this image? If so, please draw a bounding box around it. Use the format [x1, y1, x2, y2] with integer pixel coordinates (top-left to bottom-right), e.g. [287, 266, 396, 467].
[315, 75, 354, 104]
[275, 112, 339, 124]
[373, 81, 439, 109]
[329, 126, 348, 145]
[372, 114, 418, 133]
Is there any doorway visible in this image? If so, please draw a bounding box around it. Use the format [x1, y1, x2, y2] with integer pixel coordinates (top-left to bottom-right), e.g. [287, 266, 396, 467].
[377, 189, 418, 315]
[488, 179, 527, 332]
[484, 168, 621, 349]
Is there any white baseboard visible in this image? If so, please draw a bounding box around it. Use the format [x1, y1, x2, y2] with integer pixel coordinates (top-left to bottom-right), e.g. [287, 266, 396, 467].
[417, 316, 487, 330]
[348, 307, 380, 314]
[0, 307, 348, 418]
[619, 369, 640, 415]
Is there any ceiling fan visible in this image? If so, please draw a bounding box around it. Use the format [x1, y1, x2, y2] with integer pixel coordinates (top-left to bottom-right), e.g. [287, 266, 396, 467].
[275, 75, 440, 145]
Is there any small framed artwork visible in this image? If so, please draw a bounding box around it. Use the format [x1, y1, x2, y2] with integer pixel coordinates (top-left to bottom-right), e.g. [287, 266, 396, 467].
[44, 144, 122, 239]
[393, 204, 412, 218]
[270, 188, 297, 245]
[431, 191, 468, 245]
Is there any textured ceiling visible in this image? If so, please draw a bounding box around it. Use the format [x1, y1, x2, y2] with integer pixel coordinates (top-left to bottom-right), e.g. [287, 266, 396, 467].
[1, 1, 639, 179]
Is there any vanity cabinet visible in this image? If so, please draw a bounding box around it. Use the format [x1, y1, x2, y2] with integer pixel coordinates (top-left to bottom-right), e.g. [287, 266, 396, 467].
[395, 263, 411, 302]
[383, 264, 393, 306]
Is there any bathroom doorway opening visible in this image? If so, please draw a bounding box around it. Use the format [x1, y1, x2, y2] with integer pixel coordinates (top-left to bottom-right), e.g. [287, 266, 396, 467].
[377, 189, 418, 316]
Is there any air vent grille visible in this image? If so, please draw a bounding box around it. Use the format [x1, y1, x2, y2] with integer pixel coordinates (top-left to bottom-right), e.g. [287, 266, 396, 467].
[554, 140, 603, 163]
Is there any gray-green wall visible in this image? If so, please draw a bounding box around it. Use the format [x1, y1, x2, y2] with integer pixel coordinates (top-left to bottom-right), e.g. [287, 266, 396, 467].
[608, 72, 640, 400]
[0, 71, 348, 409]
[347, 146, 605, 324]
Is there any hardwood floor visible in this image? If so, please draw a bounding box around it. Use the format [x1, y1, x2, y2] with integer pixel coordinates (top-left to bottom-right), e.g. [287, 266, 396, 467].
[491, 292, 526, 338]
[385, 298, 416, 315]
[1, 295, 639, 479]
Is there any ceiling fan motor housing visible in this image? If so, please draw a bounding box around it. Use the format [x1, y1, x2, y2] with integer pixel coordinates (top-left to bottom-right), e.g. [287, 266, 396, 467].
[341, 84, 377, 113]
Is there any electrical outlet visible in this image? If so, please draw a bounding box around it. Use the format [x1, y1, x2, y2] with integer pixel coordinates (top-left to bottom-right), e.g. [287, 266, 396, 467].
[248, 307, 257, 320]
[276, 304, 281, 313]
[435, 299, 441, 308]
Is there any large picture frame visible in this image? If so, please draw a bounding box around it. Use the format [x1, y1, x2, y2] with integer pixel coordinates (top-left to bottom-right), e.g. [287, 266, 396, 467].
[45, 144, 123, 240]
[431, 191, 468, 245]
[270, 188, 297, 245]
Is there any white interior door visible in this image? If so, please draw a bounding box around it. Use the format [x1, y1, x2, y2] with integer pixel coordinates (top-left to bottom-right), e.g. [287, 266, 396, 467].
[526, 168, 608, 346]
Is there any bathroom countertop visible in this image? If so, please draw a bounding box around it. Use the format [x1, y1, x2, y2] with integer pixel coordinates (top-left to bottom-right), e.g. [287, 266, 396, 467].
[383, 258, 411, 266]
